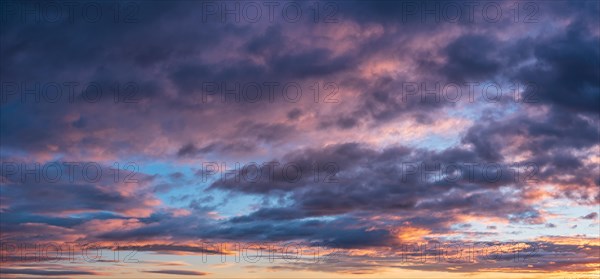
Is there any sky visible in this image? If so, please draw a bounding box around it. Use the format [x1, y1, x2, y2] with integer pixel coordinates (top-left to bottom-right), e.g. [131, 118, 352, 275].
[0, 0, 599, 278]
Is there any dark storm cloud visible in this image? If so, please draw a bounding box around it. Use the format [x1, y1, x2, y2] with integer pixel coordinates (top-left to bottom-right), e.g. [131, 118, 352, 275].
[463, 107, 598, 161]
[268, 48, 354, 79]
[0, 161, 160, 242]
[514, 20, 600, 112]
[2, 0, 598, 158]
[334, 0, 599, 128]
[462, 107, 599, 202]
[1, 211, 124, 230]
[1, 180, 151, 216]
[229, 208, 308, 223]
[1, 0, 365, 159]
[177, 140, 259, 157]
[0, 1, 271, 158]
[581, 212, 598, 220]
[204, 217, 397, 249]
[440, 34, 502, 81]
[208, 142, 548, 228]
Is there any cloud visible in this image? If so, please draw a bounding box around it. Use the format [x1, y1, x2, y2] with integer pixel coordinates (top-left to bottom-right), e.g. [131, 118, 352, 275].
[144, 269, 209, 276]
[0, 267, 102, 276]
[581, 212, 598, 220]
[1, 0, 599, 277]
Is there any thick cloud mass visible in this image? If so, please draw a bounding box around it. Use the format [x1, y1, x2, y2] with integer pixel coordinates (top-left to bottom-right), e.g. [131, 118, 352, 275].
[1, 0, 599, 277]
